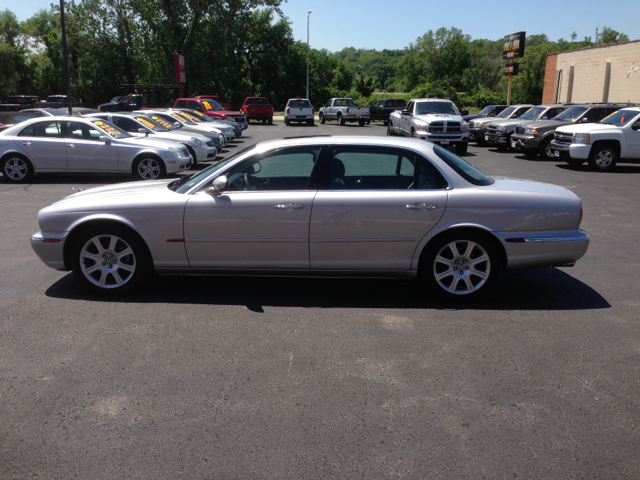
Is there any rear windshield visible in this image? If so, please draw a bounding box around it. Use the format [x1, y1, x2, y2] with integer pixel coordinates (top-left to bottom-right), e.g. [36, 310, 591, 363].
[288, 99, 311, 107]
[555, 106, 587, 122]
[432, 145, 493, 186]
[386, 99, 406, 108]
[247, 98, 268, 105]
[6, 96, 35, 104]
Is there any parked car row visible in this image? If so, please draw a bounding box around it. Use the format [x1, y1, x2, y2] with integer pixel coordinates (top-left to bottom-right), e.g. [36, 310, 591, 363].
[464, 101, 639, 171]
[0, 107, 245, 183]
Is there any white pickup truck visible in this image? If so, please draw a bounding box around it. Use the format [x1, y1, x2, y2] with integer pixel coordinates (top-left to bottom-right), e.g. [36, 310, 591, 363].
[388, 98, 469, 154]
[318, 98, 370, 126]
[549, 107, 640, 172]
[284, 98, 315, 126]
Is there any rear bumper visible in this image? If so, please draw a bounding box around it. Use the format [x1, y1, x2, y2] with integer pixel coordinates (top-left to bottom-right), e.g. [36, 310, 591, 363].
[497, 230, 590, 271]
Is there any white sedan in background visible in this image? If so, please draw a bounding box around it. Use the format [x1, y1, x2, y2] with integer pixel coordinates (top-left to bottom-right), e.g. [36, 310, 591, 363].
[0, 116, 191, 182]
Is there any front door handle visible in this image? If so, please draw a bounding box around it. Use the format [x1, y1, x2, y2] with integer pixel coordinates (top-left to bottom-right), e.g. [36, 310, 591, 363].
[406, 203, 437, 210]
[68, 143, 76, 148]
[22, 142, 32, 146]
[274, 203, 304, 210]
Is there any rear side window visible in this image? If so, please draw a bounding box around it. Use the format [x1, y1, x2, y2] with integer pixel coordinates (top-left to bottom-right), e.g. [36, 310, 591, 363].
[432, 145, 493, 186]
[176, 100, 187, 108]
[188, 101, 200, 110]
[18, 120, 62, 138]
[387, 100, 406, 108]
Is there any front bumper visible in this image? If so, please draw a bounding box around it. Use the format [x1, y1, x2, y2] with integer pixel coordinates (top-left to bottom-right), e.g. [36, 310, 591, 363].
[469, 127, 487, 141]
[31, 231, 68, 271]
[485, 133, 510, 145]
[498, 230, 590, 271]
[510, 133, 541, 151]
[165, 156, 192, 173]
[549, 140, 572, 159]
[413, 132, 469, 145]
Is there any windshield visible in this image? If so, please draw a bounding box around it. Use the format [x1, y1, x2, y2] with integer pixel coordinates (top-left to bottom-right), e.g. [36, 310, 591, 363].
[134, 116, 168, 132]
[432, 145, 493, 186]
[415, 102, 459, 115]
[149, 115, 178, 130]
[171, 144, 257, 193]
[177, 111, 203, 124]
[185, 110, 216, 123]
[554, 106, 587, 122]
[170, 112, 196, 125]
[600, 109, 640, 126]
[201, 100, 225, 112]
[519, 107, 545, 121]
[89, 119, 131, 139]
[497, 106, 517, 118]
[477, 106, 493, 116]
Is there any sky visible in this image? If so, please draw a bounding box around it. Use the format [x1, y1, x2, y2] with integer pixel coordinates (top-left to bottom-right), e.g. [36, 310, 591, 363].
[10, 0, 640, 53]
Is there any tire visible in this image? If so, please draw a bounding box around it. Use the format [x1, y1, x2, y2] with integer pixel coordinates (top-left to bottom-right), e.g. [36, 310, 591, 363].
[456, 142, 468, 155]
[411, 128, 417, 138]
[268, 117, 273, 125]
[70, 224, 152, 294]
[366, 120, 371, 125]
[588, 143, 618, 172]
[420, 230, 500, 301]
[539, 136, 554, 160]
[185, 145, 197, 166]
[307, 119, 314, 126]
[338, 114, 345, 126]
[262, 118, 266, 124]
[1, 154, 34, 183]
[387, 123, 395, 136]
[133, 156, 166, 181]
[285, 118, 290, 126]
[383, 120, 389, 126]
[319, 113, 325, 124]
[358, 119, 366, 127]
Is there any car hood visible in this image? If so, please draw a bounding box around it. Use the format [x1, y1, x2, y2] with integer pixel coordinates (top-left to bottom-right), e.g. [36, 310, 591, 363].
[554, 124, 622, 134]
[522, 119, 570, 130]
[117, 136, 182, 150]
[97, 102, 117, 110]
[491, 118, 535, 127]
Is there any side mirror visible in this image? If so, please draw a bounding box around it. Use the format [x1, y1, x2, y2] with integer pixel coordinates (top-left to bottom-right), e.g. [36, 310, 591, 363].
[581, 117, 589, 123]
[632, 122, 640, 130]
[402, 109, 411, 115]
[174, 122, 181, 127]
[138, 127, 149, 136]
[207, 175, 228, 194]
[99, 135, 111, 143]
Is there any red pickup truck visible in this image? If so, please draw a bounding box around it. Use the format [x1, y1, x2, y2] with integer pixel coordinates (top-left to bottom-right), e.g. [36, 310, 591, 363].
[194, 95, 232, 111]
[240, 97, 274, 124]
[173, 98, 248, 128]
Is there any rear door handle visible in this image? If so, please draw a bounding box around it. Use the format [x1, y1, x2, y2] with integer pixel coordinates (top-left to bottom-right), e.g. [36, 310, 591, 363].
[68, 144, 76, 148]
[406, 203, 437, 210]
[274, 203, 304, 210]
[22, 142, 32, 146]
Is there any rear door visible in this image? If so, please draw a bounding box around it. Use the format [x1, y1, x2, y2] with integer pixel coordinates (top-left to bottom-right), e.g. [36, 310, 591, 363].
[309, 145, 447, 271]
[16, 120, 67, 171]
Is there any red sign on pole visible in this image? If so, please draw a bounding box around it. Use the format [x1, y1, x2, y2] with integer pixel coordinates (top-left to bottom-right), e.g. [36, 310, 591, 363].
[174, 53, 186, 83]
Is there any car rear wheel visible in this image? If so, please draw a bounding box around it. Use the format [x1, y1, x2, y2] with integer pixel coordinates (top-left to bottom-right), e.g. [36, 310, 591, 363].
[588, 144, 618, 172]
[456, 142, 468, 155]
[420, 231, 500, 301]
[319, 113, 325, 124]
[338, 114, 345, 126]
[133, 156, 166, 181]
[70, 225, 151, 294]
[358, 119, 366, 127]
[387, 123, 395, 136]
[1, 154, 34, 183]
[285, 118, 290, 126]
[268, 117, 273, 125]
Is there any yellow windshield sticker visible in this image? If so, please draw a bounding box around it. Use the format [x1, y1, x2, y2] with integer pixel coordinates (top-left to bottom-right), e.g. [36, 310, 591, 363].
[91, 121, 121, 136]
[151, 116, 173, 128]
[136, 117, 158, 130]
[202, 101, 212, 110]
[94, 121, 104, 126]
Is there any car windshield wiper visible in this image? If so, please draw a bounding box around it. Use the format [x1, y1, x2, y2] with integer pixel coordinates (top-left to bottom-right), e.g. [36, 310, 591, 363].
[168, 174, 194, 192]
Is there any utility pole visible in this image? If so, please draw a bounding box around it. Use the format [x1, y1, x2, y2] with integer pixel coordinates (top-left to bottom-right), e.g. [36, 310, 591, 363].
[60, 0, 72, 115]
[306, 11, 311, 100]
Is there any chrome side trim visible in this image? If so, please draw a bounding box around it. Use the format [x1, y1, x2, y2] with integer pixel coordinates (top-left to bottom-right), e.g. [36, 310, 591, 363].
[155, 267, 417, 278]
[186, 238, 307, 243]
[310, 238, 416, 243]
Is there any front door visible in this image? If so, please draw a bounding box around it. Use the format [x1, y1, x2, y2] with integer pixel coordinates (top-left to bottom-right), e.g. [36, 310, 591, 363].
[310, 146, 447, 271]
[64, 121, 119, 171]
[16, 120, 67, 171]
[184, 146, 322, 269]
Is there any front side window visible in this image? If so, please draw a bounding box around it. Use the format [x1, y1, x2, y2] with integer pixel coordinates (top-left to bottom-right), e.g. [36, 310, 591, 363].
[555, 106, 587, 122]
[226, 147, 321, 192]
[329, 147, 446, 190]
[513, 107, 532, 118]
[111, 116, 141, 133]
[18, 120, 62, 138]
[584, 108, 612, 123]
[176, 100, 187, 108]
[65, 121, 102, 140]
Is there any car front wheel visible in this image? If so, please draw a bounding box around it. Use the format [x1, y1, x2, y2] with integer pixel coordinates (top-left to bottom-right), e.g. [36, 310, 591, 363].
[319, 113, 325, 124]
[133, 156, 166, 180]
[588, 144, 618, 172]
[421, 231, 500, 301]
[70, 225, 151, 294]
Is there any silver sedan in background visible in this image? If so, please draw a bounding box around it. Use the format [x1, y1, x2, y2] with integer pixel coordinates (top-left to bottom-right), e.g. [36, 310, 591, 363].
[31, 136, 589, 301]
[0, 116, 192, 182]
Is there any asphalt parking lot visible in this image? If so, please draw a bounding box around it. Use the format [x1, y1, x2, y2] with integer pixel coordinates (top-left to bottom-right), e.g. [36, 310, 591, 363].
[1, 121, 639, 479]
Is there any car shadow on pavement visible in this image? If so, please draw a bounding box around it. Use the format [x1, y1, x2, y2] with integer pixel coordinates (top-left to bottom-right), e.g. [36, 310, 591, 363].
[46, 267, 609, 311]
[555, 164, 640, 174]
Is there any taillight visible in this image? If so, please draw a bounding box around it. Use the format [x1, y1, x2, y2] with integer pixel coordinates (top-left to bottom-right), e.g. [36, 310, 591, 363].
[312, 108, 315, 114]
[287, 107, 290, 114]
[580, 207, 583, 225]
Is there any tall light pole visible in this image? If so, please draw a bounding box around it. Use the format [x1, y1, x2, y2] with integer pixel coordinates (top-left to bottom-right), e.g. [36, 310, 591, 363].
[60, 0, 72, 115]
[306, 11, 311, 100]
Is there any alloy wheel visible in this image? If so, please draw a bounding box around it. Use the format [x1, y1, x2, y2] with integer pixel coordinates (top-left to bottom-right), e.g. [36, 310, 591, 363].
[79, 234, 137, 289]
[4, 157, 29, 181]
[433, 240, 491, 295]
[137, 158, 161, 180]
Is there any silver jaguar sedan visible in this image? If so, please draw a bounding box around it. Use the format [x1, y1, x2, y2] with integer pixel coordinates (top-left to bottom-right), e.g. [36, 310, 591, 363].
[0, 116, 192, 182]
[31, 136, 590, 300]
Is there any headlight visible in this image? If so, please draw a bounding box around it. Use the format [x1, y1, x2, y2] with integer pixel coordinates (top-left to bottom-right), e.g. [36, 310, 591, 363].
[525, 128, 539, 135]
[473, 121, 484, 128]
[574, 133, 590, 144]
[191, 137, 204, 147]
[414, 124, 429, 133]
[461, 122, 469, 131]
[168, 147, 181, 158]
[496, 125, 506, 132]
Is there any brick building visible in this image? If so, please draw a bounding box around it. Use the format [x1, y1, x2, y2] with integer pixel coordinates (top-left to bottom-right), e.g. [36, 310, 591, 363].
[542, 40, 640, 104]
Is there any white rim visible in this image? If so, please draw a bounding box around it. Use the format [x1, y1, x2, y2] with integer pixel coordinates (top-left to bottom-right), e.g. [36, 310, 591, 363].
[433, 240, 491, 295]
[80, 234, 136, 289]
[4, 157, 28, 181]
[137, 158, 161, 180]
